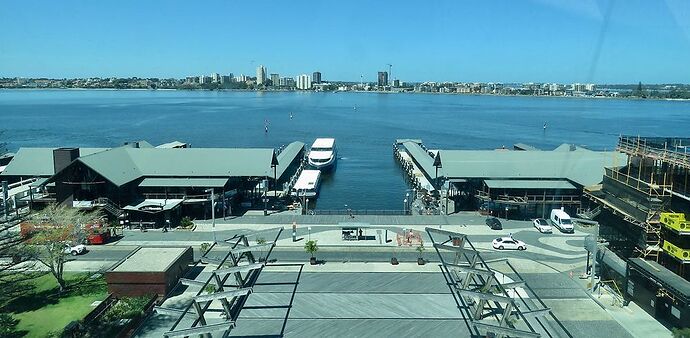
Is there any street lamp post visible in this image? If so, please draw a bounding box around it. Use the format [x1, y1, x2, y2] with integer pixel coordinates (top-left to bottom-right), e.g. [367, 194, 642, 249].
[205, 188, 216, 243]
[591, 222, 599, 293]
[263, 177, 268, 216]
[403, 199, 407, 214]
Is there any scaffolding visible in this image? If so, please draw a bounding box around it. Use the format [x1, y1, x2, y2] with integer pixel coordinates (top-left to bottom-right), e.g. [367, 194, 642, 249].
[590, 136, 690, 263]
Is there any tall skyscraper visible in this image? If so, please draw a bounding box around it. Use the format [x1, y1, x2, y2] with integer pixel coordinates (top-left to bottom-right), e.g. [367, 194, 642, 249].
[377, 71, 388, 87]
[297, 74, 312, 90]
[270, 73, 280, 87]
[211, 73, 220, 83]
[256, 65, 267, 85]
[312, 71, 322, 84]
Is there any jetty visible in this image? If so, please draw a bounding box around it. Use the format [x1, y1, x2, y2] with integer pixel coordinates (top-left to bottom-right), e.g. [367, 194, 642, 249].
[395, 138, 627, 218]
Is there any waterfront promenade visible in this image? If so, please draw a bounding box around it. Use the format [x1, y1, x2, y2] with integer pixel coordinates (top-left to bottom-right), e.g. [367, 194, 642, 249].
[55, 212, 669, 338]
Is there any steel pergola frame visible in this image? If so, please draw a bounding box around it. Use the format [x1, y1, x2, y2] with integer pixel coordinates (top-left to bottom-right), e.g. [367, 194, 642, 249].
[153, 227, 283, 338]
[426, 227, 572, 338]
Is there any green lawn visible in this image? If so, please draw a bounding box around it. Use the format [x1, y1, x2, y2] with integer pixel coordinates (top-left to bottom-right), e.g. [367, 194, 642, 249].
[6, 273, 108, 338]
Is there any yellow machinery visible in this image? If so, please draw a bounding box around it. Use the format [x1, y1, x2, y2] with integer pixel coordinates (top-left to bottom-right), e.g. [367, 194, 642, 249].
[660, 212, 690, 234]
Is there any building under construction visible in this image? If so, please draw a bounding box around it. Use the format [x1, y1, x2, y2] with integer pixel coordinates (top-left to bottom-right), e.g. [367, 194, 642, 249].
[583, 135, 690, 328]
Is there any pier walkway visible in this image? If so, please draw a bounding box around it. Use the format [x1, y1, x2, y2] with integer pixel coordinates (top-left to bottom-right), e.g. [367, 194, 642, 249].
[394, 140, 435, 192]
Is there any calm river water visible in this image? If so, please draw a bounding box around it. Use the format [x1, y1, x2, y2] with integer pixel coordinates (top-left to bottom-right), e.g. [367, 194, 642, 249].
[1, 90, 689, 209]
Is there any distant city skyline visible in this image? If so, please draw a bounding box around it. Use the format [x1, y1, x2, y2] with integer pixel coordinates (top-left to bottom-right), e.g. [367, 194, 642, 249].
[2, 1, 690, 83]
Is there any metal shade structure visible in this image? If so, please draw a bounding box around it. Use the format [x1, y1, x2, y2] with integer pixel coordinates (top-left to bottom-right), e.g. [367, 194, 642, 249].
[154, 227, 283, 338]
[426, 227, 572, 338]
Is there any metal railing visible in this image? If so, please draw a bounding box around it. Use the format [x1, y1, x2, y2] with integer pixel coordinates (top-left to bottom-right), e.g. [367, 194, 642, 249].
[310, 209, 409, 216]
[141, 193, 211, 200]
[477, 190, 581, 204]
[605, 167, 672, 198]
[94, 197, 123, 217]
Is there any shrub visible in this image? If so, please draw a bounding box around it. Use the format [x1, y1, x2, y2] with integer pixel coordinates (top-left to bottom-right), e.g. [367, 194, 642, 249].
[673, 328, 690, 338]
[416, 243, 425, 257]
[204, 284, 217, 294]
[102, 296, 151, 322]
[0, 313, 20, 337]
[200, 242, 211, 254]
[180, 217, 194, 228]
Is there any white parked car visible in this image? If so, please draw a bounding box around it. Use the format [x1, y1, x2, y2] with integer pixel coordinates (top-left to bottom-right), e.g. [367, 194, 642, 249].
[492, 237, 527, 250]
[64, 243, 86, 256]
[533, 218, 552, 233]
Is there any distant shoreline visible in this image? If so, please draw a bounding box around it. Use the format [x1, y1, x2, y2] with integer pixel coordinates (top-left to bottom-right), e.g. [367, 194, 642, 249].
[1, 87, 689, 102]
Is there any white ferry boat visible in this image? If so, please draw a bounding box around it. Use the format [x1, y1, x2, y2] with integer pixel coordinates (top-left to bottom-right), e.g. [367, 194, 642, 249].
[307, 138, 337, 170]
[291, 170, 322, 198]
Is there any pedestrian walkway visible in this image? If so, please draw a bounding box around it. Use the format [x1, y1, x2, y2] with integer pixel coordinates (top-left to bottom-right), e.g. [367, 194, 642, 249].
[570, 269, 672, 338]
[219, 213, 455, 225]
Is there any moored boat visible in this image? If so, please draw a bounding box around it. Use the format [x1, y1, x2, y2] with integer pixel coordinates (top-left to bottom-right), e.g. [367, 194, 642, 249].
[308, 138, 337, 170]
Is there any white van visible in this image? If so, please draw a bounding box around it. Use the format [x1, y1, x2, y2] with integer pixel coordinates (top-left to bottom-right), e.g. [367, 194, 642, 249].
[550, 208, 574, 233]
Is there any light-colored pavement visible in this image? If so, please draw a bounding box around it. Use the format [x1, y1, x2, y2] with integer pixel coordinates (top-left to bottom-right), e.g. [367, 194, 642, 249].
[604, 301, 672, 338]
[79, 213, 670, 338]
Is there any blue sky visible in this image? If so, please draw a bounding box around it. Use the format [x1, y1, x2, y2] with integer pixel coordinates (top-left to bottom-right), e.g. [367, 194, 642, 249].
[1, 0, 690, 83]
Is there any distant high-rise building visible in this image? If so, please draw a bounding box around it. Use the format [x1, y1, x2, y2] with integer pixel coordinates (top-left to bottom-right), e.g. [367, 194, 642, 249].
[199, 76, 211, 84]
[236, 74, 249, 83]
[220, 75, 232, 84]
[270, 73, 280, 87]
[377, 71, 388, 87]
[572, 83, 582, 92]
[392, 79, 400, 87]
[279, 77, 295, 87]
[297, 74, 312, 90]
[256, 65, 267, 85]
[312, 71, 322, 84]
[211, 73, 220, 83]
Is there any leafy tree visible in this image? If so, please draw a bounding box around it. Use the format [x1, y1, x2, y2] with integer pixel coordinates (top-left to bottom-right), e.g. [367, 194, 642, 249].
[0, 222, 37, 307]
[673, 328, 690, 338]
[27, 204, 102, 294]
[0, 132, 39, 307]
[416, 243, 425, 258]
[304, 240, 318, 258]
[635, 81, 646, 98]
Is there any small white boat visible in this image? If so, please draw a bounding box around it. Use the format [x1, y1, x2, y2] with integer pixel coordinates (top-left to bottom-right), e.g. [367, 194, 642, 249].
[291, 170, 321, 198]
[308, 138, 337, 170]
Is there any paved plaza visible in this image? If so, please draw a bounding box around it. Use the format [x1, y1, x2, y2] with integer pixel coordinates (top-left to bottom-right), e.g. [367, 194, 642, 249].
[60, 212, 671, 337]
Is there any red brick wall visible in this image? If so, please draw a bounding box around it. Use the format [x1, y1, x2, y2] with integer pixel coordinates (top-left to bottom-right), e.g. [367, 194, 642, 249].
[106, 247, 194, 297]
